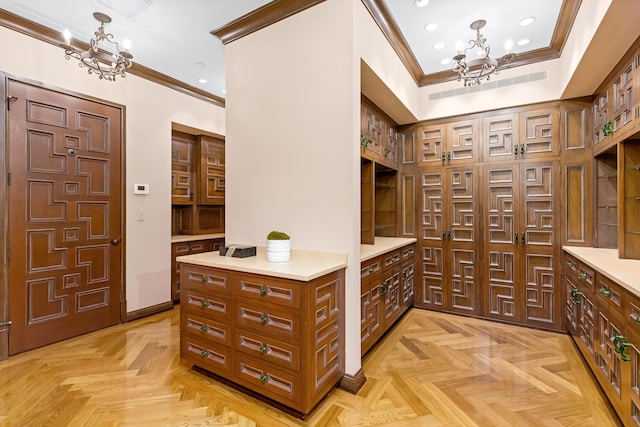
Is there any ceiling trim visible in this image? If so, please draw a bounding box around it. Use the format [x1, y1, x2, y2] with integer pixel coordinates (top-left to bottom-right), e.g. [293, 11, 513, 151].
[211, 0, 326, 45]
[361, 0, 582, 87]
[0, 9, 226, 107]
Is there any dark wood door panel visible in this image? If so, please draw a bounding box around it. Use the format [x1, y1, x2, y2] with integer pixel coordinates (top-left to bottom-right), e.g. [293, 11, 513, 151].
[7, 79, 122, 355]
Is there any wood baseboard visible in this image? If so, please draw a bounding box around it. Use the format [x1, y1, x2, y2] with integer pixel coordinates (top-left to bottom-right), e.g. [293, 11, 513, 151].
[125, 301, 174, 322]
[338, 368, 366, 394]
[0, 329, 8, 361]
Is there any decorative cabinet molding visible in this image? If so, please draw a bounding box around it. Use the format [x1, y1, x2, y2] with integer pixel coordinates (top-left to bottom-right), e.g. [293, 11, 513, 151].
[361, 96, 399, 169]
[180, 264, 345, 416]
[417, 119, 480, 165]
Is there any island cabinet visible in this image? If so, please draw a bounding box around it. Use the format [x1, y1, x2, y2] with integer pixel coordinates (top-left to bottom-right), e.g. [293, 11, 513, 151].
[563, 247, 640, 426]
[361, 239, 416, 356]
[178, 249, 346, 417]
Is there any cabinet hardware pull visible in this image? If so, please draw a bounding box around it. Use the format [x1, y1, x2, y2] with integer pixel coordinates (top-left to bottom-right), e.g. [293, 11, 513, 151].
[369, 267, 374, 273]
[260, 316, 267, 325]
[260, 375, 268, 382]
[567, 261, 573, 268]
[200, 351, 207, 357]
[515, 232, 518, 243]
[521, 232, 525, 243]
[579, 272, 587, 279]
[201, 300, 207, 308]
[514, 145, 518, 155]
[441, 152, 446, 162]
[260, 287, 267, 296]
[571, 288, 582, 304]
[442, 230, 446, 240]
[614, 335, 631, 362]
[448, 151, 451, 160]
[636, 317, 640, 325]
[447, 230, 451, 240]
[201, 276, 207, 283]
[200, 325, 207, 333]
[259, 345, 267, 354]
[379, 282, 388, 296]
[520, 144, 525, 154]
[601, 288, 611, 297]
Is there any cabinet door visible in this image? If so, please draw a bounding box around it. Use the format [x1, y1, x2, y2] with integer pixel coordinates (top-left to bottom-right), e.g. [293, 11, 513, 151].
[417, 123, 445, 166]
[595, 308, 627, 415]
[592, 89, 611, 149]
[361, 105, 384, 160]
[197, 135, 225, 205]
[564, 274, 579, 335]
[612, 57, 636, 139]
[519, 107, 559, 158]
[171, 131, 195, 205]
[361, 274, 384, 355]
[626, 330, 640, 427]
[482, 112, 519, 162]
[446, 119, 479, 164]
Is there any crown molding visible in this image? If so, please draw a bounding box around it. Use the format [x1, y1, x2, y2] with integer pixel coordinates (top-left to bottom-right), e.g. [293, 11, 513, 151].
[211, 0, 325, 45]
[0, 9, 225, 107]
[361, 0, 582, 87]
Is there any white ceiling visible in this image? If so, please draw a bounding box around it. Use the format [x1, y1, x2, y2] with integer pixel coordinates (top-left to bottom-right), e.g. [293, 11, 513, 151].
[0, 0, 566, 99]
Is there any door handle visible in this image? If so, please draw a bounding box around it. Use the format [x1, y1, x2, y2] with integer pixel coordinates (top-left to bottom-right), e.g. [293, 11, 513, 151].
[111, 238, 120, 245]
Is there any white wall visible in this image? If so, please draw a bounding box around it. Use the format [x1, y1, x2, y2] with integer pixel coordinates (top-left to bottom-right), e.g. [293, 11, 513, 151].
[0, 25, 225, 312]
[224, 0, 361, 374]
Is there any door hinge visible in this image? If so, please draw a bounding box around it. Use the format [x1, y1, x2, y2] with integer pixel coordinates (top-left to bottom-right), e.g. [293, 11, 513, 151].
[7, 96, 17, 111]
[0, 320, 11, 334]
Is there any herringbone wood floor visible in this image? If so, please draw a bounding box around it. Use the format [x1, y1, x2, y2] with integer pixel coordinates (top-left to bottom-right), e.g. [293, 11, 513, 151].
[0, 307, 622, 426]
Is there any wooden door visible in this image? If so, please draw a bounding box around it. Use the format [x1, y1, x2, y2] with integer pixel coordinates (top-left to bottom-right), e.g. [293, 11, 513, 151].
[7, 79, 123, 355]
[482, 112, 519, 162]
[197, 135, 225, 205]
[519, 108, 560, 158]
[520, 161, 560, 329]
[484, 164, 521, 323]
[171, 131, 195, 205]
[445, 119, 479, 164]
[417, 123, 445, 166]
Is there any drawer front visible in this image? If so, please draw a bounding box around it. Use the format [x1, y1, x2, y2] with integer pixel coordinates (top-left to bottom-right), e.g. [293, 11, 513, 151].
[181, 334, 231, 376]
[235, 328, 300, 372]
[181, 311, 231, 347]
[627, 293, 640, 335]
[235, 275, 301, 309]
[596, 273, 625, 312]
[577, 262, 595, 292]
[180, 265, 230, 296]
[182, 289, 230, 321]
[564, 253, 579, 277]
[383, 250, 402, 271]
[361, 257, 382, 280]
[235, 300, 301, 340]
[401, 244, 416, 261]
[234, 355, 301, 406]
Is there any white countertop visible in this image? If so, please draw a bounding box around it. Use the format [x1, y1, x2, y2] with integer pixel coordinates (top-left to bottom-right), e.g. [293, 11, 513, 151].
[177, 247, 347, 281]
[563, 246, 640, 297]
[171, 233, 225, 243]
[361, 237, 417, 262]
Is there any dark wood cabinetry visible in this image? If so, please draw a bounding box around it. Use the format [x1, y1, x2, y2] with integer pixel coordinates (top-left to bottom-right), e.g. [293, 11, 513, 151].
[180, 263, 344, 416]
[171, 237, 224, 302]
[621, 140, 640, 259]
[360, 243, 415, 356]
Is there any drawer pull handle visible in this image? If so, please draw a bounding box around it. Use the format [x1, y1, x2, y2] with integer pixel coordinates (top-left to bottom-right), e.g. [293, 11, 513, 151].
[260, 287, 267, 296]
[369, 267, 375, 273]
[201, 276, 207, 283]
[200, 325, 207, 333]
[614, 335, 631, 362]
[601, 289, 611, 297]
[567, 261, 573, 268]
[260, 316, 267, 325]
[579, 272, 587, 279]
[571, 288, 582, 304]
[521, 232, 525, 243]
[260, 375, 267, 382]
[201, 300, 207, 308]
[200, 350, 207, 357]
[636, 317, 640, 325]
[259, 345, 267, 354]
[379, 281, 389, 296]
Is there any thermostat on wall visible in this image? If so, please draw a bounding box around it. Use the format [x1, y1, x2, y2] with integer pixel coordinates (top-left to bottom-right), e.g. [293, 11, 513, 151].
[133, 183, 149, 194]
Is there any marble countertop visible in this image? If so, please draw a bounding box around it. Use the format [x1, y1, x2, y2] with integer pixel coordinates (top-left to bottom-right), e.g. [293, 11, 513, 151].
[361, 237, 417, 262]
[177, 247, 347, 281]
[563, 246, 640, 297]
[171, 233, 225, 243]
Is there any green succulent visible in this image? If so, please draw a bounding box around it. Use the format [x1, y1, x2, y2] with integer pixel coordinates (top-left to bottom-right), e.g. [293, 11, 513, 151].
[267, 231, 290, 240]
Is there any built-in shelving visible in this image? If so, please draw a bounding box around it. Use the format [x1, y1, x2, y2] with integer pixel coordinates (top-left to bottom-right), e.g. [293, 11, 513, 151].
[595, 149, 618, 249]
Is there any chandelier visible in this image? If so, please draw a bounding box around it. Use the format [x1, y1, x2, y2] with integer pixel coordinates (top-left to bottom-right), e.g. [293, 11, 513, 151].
[61, 12, 133, 81]
[452, 20, 514, 86]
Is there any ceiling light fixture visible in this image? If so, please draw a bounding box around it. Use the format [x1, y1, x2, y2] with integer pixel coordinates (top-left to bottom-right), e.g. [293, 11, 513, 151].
[414, 0, 429, 7]
[61, 12, 133, 81]
[452, 20, 514, 86]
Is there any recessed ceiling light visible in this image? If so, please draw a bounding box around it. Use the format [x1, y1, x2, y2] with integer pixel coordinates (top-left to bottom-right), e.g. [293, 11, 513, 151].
[433, 42, 444, 50]
[440, 58, 451, 65]
[222, 89, 227, 94]
[414, 0, 429, 7]
[518, 38, 530, 46]
[424, 23, 438, 31]
[198, 78, 207, 84]
[520, 17, 536, 26]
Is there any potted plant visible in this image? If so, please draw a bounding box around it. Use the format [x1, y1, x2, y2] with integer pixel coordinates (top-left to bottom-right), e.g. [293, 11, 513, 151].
[266, 230, 291, 262]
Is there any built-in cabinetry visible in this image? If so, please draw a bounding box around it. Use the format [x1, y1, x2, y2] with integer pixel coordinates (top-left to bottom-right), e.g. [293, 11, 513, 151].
[171, 131, 225, 235]
[178, 250, 346, 416]
[620, 140, 640, 259]
[170, 235, 224, 302]
[414, 102, 582, 331]
[360, 240, 415, 356]
[563, 247, 640, 426]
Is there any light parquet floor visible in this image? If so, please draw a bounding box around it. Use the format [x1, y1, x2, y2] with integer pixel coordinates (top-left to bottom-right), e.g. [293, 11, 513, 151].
[0, 307, 622, 426]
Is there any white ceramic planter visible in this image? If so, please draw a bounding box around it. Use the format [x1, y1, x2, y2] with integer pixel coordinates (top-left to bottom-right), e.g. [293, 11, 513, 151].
[267, 239, 291, 262]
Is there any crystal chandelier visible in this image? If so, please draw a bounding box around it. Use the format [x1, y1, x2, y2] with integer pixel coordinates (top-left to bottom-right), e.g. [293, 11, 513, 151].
[61, 12, 133, 81]
[452, 20, 515, 86]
